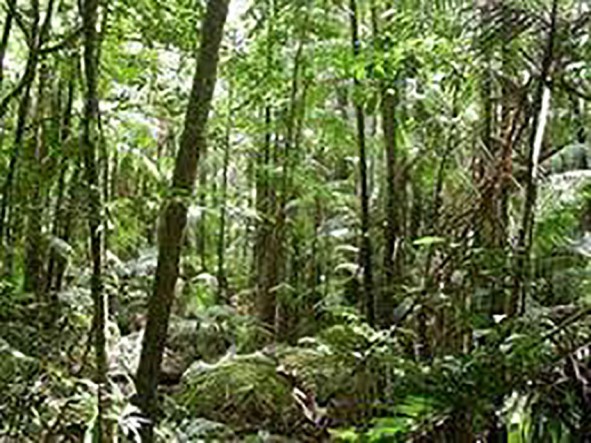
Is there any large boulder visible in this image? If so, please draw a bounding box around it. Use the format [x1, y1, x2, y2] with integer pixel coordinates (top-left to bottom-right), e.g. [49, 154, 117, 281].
[176, 352, 304, 435]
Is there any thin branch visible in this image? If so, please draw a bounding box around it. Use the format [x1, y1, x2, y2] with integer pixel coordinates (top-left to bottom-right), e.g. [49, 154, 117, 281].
[4, 0, 30, 44]
[558, 77, 591, 102]
[39, 27, 82, 55]
[0, 0, 56, 120]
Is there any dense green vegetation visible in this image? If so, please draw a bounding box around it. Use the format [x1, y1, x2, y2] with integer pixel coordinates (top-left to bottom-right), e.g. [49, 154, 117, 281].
[1, 0, 590, 441]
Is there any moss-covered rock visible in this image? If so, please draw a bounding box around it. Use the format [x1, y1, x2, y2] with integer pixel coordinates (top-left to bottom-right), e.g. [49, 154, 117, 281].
[177, 352, 302, 435]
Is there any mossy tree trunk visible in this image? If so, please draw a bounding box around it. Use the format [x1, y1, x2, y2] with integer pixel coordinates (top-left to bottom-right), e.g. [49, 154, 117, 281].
[134, 0, 230, 439]
[80, 0, 114, 439]
[349, 0, 375, 327]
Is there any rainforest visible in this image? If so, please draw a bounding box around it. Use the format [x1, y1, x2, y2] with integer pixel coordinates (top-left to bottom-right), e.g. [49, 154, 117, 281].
[1, 0, 591, 441]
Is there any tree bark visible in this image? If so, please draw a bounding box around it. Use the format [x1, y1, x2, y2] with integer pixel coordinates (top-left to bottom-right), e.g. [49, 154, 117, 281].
[0, 0, 55, 271]
[53, 167, 80, 292]
[23, 59, 50, 297]
[509, 0, 557, 317]
[276, 19, 307, 340]
[217, 80, 233, 302]
[380, 87, 400, 326]
[349, 0, 375, 326]
[0, 0, 54, 120]
[254, 105, 278, 330]
[46, 68, 76, 293]
[134, 0, 229, 438]
[254, 0, 280, 333]
[196, 166, 208, 270]
[80, 0, 114, 440]
[0, 79, 34, 275]
[370, 0, 403, 327]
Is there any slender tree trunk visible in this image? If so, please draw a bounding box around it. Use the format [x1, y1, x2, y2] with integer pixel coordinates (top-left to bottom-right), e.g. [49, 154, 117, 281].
[276, 19, 307, 340]
[111, 147, 118, 200]
[46, 159, 69, 292]
[496, 6, 513, 250]
[254, 105, 277, 329]
[196, 166, 208, 270]
[0, 0, 41, 268]
[97, 2, 110, 219]
[0, 0, 56, 272]
[349, 0, 375, 326]
[254, 0, 279, 333]
[46, 64, 76, 294]
[474, 0, 504, 297]
[80, 0, 114, 440]
[0, 0, 53, 120]
[286, 82, 309, 340]
[54, 167, 80, 292]
[217, 81, 233, 302]
[134, 1, 229, 439]
[0, 2, 14, 91]
[380, 87, 400, 326]
[510, 0, 557, 317]
[24, 60, 50, 297]
[0, 82, 33, 275]
[308, 196, 323, 309]
[370, 0, 403, 327]
[51, 58, 82, 293]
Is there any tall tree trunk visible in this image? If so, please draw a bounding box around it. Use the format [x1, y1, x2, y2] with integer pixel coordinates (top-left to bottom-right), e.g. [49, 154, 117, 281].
[254, 0, 279, 333]
[254, 105, 277, 330]
[217, 80, 233, 302]
[510, 0, 557, 317]
[276, 18, 307, 340]
[496, 4, 513, 250]
[370, 0, 403, 327]
[0, 0, 40, 270]
[349, 0, 375, 326]
[46, 67, 76, 293]
[380, 87, 400, 326]
[0, 0, 54, 120]
[134, 1, 229, 438]
[474, 0, 500, 305]
[476, 0, 511, 319]
[97, 2, 110, 218]
[23, 59, 50, 297]
[80, 0, 113, 440]
[0, 80, 34, 275]
[0, 0, 55, 272]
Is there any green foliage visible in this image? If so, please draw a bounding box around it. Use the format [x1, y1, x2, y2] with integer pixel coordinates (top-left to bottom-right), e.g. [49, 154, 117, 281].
[1, 0, 591, 440]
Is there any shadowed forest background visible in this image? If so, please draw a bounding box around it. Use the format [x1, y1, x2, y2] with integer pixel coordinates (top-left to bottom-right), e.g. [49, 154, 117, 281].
[1, 0, 591, 441]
